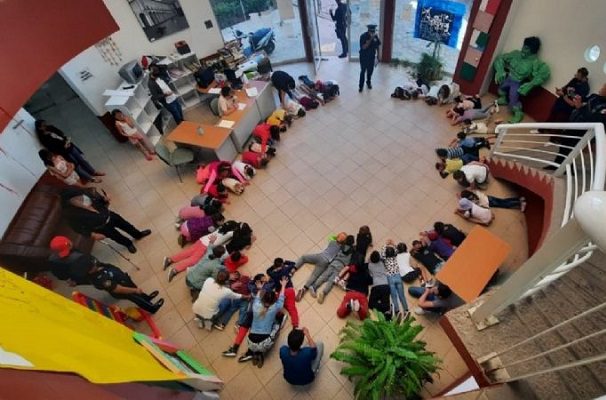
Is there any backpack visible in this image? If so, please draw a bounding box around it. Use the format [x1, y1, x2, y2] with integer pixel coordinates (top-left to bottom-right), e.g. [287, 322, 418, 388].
[299, 96, 319, 110]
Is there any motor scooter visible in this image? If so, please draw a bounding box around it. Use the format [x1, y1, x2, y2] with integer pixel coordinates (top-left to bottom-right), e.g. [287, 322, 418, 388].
[234, 27, 276, 55]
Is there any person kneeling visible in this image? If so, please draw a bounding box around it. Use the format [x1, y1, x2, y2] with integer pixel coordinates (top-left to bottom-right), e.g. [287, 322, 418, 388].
[280, 327, 324, 386]
[409, 283, 453, 315]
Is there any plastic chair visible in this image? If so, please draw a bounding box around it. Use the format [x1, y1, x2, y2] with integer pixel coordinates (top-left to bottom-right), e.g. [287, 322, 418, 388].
[209, 97, 220, 116]
[155, 141, 195, 182]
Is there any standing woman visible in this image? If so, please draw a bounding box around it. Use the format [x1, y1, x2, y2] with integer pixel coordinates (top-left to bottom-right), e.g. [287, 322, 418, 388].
[35, 120, 104, 182]
[38, 149, 92, 186]
[112, 110, 156, 160]
[358, 24, 381, 92]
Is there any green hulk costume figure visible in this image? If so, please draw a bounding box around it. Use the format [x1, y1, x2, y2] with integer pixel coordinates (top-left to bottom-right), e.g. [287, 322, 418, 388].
[493, 36, 550, 123]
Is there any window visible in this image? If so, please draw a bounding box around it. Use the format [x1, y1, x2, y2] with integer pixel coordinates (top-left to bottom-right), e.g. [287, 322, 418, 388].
[584, 45, 600, 63]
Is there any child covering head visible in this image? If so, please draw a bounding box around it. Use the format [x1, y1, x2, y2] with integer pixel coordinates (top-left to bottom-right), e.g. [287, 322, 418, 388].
[355, 225, 373, 256]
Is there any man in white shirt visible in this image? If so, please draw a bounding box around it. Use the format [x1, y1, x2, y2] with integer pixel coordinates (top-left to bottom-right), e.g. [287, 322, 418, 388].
[192, 270, 247, 331]
[149, 66, 184, 125]
[453, 161, 489, 189]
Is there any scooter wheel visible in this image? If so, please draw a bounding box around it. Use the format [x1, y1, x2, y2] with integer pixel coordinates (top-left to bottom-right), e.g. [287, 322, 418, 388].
[264, 41, 275, 54]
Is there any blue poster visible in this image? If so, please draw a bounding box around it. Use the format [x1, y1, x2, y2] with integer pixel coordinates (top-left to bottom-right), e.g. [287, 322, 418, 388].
[414, 0, 466, 48]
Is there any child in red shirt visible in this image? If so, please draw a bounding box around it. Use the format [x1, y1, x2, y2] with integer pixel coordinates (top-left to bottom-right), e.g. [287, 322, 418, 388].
[224, 251, 249, 273]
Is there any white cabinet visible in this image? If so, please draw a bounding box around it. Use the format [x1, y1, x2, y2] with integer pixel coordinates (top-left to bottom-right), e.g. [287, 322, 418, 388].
[158, 52, 201, 111]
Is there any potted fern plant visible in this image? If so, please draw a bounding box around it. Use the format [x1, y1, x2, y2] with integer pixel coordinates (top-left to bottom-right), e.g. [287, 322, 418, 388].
[331, 311, 440, 400]
[416, 39, 444, 82]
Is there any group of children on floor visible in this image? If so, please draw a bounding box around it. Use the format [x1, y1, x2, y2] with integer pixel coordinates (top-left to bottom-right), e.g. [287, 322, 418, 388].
[390, 78, 529, 226]
[294, 225, 457, 324]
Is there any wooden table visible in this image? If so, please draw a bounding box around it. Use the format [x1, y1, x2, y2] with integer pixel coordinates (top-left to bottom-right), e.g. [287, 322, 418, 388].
[165, 121, 237, 161]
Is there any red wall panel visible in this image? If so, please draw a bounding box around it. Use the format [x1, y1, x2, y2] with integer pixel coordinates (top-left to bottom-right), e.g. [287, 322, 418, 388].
[0, 0, 118, 129]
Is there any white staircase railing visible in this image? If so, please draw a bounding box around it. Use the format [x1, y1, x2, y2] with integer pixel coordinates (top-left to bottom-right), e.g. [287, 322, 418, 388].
[470, 122, 606, 328]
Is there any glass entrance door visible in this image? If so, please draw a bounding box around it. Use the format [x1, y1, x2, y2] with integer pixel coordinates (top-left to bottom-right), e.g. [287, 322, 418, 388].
[349, 0, 382, 61]
[305, 0, 322, 73]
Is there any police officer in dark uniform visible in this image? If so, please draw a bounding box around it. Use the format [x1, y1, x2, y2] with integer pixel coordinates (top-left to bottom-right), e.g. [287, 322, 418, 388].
[359, 24, 381, 92]
[89, 262, 164, 314]
[48, 235, 164, 313]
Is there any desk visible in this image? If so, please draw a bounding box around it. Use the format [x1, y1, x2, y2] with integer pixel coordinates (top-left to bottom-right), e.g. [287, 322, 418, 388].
[249, 80, 276, 120]
[165, 121, 237, 161]
[195, 80, 275, 151]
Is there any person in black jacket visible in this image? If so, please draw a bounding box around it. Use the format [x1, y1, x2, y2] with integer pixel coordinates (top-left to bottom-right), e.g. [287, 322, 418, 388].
[48, 235, 164, 313]
[271, 70, 296, 108]
[35, 120, 103, 182]
[61, 187, 151, 253]
[547, 83, 606, 169]
[336, 256, 373, 320]
[148, 66, 184, 124]
[358, 24, 381, 92]
[330, 0, 349, 58]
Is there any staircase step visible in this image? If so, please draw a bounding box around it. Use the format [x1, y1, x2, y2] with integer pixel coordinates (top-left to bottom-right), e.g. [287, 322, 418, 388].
[444, 259, 606, 400]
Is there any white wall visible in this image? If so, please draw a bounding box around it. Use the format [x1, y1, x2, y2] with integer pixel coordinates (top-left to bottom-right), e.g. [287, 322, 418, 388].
[499, 0, 606, 94]
[60, 0, 225, 115]
[0, 109, 46, 237]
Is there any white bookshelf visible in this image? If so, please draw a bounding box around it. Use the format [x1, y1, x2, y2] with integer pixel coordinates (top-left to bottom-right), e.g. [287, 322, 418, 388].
[158, 52, 201, 111]
[104, 74, 163, 144]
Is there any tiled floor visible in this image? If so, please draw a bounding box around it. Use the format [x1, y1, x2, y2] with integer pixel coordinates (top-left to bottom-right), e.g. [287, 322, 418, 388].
[40, 60, 529, 399]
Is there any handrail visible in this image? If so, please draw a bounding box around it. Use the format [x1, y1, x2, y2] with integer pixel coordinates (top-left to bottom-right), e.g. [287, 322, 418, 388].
[471, 122, 606, 328]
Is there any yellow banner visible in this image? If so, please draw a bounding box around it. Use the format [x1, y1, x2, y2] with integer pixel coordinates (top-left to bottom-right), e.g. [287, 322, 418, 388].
[0, 268, 180, 384]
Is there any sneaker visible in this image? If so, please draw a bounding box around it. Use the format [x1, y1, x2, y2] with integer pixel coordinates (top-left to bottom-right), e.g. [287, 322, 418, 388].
[212, 323, 225, 331]
[309, 287, 317, 298]
[352, 299, 360, 312]
[358, 87, 363, 93]
[256, 353, 264, 368]
[162, 257, 172, 271]
[167, 268, 177, 283]
[279, 313, 289, 329]
[367, 82, 372, 89]
[295, 287, 306, 302]
[222, 346, 238, 357]
[425, 279, 436, 288]
[493, 100, 500, 113]
[127, 244, 137, 254]
[177, 234, 185, 248]
[194, 317, 205, 329]
[414, 306, 427, 315]
[252, 354, 259, 366]
[317, 291, 325, 304]
[238, 353, 254, 363]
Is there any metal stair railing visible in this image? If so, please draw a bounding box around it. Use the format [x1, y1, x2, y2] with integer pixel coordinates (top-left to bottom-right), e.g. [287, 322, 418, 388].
[470, 122, 605, 329]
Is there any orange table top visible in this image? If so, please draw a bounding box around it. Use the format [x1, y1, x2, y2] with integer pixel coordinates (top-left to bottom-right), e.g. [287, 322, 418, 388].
[165, 121, 232, 149]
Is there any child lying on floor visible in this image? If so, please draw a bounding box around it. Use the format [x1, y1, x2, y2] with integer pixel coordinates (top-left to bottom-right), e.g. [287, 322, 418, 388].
[424, 81, 460, 106]
[451, 100, 499, 125]
[445, 95, 482, 121]
[266, 108, 292, 132]
[435, 135, 490, 165]
[241, 151, 270, 169]
[455, 197, 494, 226]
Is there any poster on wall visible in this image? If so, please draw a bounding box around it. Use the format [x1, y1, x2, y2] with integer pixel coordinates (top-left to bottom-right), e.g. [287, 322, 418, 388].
[414, 0, 466, 48]
[128, 0, 190, 42]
